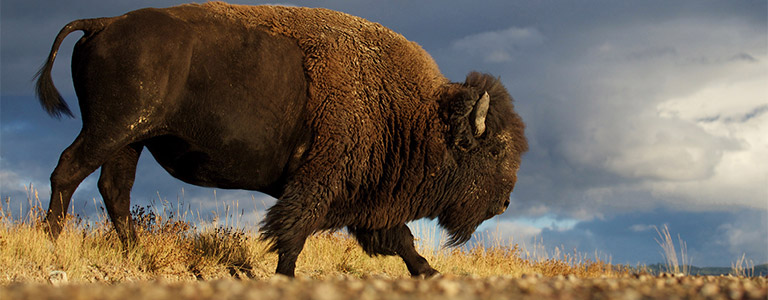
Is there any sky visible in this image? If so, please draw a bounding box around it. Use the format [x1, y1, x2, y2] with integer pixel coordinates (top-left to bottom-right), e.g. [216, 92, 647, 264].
[1, 0, 766, 267]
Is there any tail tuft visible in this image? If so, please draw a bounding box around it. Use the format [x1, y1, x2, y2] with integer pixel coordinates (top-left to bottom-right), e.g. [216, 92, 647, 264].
[34, 63, 73, 119]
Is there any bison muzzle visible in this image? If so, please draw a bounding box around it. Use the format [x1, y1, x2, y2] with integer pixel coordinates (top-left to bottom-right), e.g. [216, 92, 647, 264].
[35, 2, 527, 277]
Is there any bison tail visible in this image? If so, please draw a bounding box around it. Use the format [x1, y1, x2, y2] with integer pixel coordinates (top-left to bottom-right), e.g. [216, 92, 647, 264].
[34, 18, 112, 119]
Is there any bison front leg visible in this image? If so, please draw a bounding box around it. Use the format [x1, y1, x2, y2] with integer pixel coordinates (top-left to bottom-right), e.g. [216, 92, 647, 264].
[259, 182, 331, 277]
[350, 224, 439, 278]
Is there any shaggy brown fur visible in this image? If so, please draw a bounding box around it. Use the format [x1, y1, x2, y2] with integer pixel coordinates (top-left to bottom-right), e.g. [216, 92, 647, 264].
[194, 1, 462, 245]
[35, 2, 527, 278]
[200, 2, 447, 113]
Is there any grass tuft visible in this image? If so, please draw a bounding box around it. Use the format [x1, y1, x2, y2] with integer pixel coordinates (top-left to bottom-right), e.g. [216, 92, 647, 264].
[731, 253, 755, 277]
[654, 224, 690, 275]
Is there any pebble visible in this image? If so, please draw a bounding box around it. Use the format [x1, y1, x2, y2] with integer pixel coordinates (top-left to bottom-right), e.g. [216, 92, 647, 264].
[47, 270, 68, 287]
[395, 280, 415, 292]
[313, 282, 340, 300]
[437, 279, 461, 296]
[2, 275, 766, 300]
[699, 283, 719, 297]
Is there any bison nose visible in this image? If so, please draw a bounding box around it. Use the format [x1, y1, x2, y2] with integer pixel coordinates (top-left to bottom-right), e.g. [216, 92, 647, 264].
[497, 199, 510, 215]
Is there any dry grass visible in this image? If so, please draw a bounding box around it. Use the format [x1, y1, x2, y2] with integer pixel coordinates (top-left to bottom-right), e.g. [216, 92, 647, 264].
[1, 193, 630, 284]
[654, 224, 691, 275]
[731, 253, 756, 277]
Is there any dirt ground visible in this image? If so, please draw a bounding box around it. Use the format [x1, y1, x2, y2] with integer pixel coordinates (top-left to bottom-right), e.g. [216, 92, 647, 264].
[2, 274, 766, 300]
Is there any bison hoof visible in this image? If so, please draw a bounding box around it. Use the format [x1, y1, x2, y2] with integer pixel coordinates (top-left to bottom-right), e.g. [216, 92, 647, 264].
[412, 268, 440, 279]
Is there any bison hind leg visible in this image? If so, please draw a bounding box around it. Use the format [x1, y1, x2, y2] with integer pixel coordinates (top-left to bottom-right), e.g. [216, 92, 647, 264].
[98, 143, 143, 249]
[45, 131, 134, 240]
[349, 224, 439, 278]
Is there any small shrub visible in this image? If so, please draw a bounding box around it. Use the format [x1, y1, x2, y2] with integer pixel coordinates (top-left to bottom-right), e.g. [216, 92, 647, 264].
[190, 227, 254, 278]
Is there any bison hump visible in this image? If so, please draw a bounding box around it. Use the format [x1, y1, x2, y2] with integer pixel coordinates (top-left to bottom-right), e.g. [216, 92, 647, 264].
[196, 2, 447, 112]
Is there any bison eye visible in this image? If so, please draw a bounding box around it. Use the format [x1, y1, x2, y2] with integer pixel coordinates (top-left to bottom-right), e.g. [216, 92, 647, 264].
[490, 148, 501, 158]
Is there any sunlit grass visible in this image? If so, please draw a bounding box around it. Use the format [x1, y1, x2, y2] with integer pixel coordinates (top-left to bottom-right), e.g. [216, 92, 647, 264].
[0, 185, 681, 284]
[0, 202, 635, 284]
[731, 253, 756, 277]
[654, 224, 691, 275]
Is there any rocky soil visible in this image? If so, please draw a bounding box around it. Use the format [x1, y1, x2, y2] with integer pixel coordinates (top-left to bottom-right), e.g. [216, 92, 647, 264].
[2, 274, 766, 300]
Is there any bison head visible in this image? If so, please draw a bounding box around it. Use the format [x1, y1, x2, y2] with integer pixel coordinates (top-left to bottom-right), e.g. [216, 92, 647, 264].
[436, 72, 528, 246]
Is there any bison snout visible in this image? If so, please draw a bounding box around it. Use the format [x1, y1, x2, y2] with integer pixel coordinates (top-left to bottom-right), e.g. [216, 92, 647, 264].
[488, 199, 511, 218]
[497, 198, 510, 215]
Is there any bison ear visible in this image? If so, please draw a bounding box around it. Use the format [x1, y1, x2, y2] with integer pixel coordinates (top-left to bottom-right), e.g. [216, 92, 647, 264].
[470, 92, 490, 137]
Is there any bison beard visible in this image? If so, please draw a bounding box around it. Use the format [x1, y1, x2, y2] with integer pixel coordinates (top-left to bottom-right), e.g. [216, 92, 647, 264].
[34, 2, 527, 278]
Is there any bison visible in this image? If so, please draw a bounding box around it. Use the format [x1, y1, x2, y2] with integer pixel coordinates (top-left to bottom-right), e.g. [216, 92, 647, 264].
[35, 2, 527, 277]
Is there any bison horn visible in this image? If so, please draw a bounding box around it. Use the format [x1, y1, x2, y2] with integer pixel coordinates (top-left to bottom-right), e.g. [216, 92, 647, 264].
[470, 91, 490, 137]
